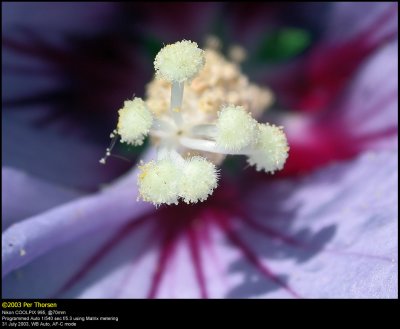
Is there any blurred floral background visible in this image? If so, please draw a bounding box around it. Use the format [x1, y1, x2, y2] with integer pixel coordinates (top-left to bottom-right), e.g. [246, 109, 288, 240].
[2, 2, 398, 298]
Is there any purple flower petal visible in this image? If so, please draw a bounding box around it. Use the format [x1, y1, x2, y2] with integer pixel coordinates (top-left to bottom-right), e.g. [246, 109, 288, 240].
[325, 2, 397, 45]
[2, 167, 81, 231]
[2, 149, 155, 278]
[2, 2, 117, 36]
[2, 2, 119, 106]
[3, 150, 397, 298]
[2, 113, 130, 191]
[281, 38, 398, 175]
[267, 2, 397, 113]
[126, 3, 220, 42]
[3, 215, 157, 298]
[239, 151, 397, 298]
[330, 40, 398, 147]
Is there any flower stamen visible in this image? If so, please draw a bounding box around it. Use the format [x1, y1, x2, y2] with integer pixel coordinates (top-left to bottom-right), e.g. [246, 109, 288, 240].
[105, 38, 288, 205]
[99, 130, 119, 164]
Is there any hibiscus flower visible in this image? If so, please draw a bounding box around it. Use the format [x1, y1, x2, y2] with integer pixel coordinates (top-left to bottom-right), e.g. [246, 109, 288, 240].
[2, 2, 398, 298]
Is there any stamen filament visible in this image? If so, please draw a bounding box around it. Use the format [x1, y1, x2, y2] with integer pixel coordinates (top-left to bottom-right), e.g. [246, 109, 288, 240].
[190, 124, 217, 138]
[157, 147, 174, 160]
[150, 130, 172, 139]
[179, 137, 251, 155]
[170, 81, 184, 126]
[151, 118, 175, 133]
[99, 131, 119, 164]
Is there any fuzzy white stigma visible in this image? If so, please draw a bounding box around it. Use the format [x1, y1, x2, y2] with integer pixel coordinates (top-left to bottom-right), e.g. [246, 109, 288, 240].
[154, 40, 205, 83]
[138, 159, 180, 205]
[117, 98, 153, 146]
[179, 157, 218, 204]
[215, 105, 257, 151]
[138, 154, 218, 205]
[247, 124, 289, 173]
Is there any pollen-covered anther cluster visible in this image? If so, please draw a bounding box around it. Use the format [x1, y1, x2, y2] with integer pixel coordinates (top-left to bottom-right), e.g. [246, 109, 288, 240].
[137, 160, 180, 205]
[117, 97, 153, 146]
[179, 156, 219, 204]
[215, 105, 257, 151]
[138, 155, 218, 206]
[154, 40, 205, 83]
[247, 123, 290, 173]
